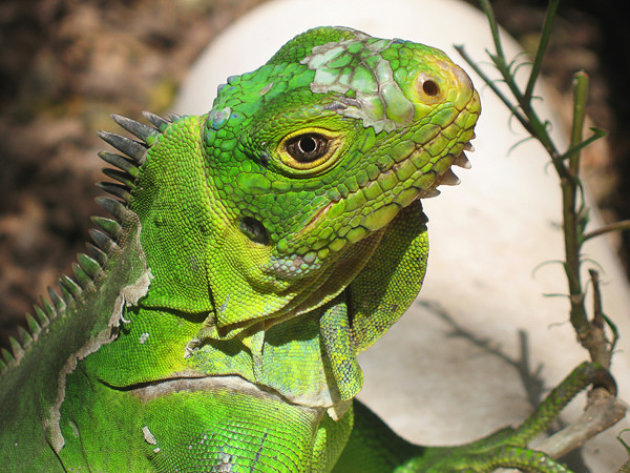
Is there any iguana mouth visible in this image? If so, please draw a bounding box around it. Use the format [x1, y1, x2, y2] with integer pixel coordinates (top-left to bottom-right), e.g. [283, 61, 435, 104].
[298, 136, 476, 241]
[300, 144, 472, 237]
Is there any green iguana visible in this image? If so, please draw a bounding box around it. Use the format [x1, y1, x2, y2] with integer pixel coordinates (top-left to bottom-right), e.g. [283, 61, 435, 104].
[0, 26, 606, 472]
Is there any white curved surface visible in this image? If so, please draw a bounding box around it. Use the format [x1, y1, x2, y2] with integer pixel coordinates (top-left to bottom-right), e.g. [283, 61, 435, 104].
[175, 1, 630, 471]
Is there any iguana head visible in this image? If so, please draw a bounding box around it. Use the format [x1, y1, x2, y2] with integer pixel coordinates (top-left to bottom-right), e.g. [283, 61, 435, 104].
[126, 27, 479, 337]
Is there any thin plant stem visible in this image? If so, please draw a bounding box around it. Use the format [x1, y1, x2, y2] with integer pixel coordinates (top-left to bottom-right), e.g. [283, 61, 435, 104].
[583, 219, 630, 242]
[458, 0, 611, 357]
[524, 0, 559, 102]
[563, 71, 590, 336]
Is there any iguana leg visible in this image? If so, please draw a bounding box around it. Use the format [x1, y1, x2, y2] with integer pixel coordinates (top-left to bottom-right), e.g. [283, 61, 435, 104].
[334, 362, 608, 473]
[331, 400, 425, 472]
[462, 361, 612, 450]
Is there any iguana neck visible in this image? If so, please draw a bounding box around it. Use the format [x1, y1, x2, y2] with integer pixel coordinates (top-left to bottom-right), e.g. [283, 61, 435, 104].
[84, 297, 356, 415]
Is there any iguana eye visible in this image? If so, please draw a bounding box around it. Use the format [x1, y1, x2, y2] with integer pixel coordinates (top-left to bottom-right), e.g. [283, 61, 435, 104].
[285, 133, 329, 163]
[277, 128, 341, 174]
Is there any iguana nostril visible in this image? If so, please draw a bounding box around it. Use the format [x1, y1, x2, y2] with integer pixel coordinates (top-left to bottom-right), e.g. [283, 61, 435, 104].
[422, 80, 439, 96]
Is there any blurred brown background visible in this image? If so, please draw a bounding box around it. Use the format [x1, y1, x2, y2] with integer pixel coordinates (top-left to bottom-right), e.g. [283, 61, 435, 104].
[0, 0, 628, 348]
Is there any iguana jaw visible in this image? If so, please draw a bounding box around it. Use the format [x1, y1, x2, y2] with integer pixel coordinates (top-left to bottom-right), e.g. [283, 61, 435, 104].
[305, 152, 466, 234]
[301, 143, 475, 235]
[273, 95, 479, 278]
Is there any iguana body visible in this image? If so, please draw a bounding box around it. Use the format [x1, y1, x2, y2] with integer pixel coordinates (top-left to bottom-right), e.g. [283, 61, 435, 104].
[0, 27, 600, 472]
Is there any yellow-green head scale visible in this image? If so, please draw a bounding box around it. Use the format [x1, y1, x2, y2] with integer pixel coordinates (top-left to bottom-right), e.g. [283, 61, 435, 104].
[132, 26, 479, 341]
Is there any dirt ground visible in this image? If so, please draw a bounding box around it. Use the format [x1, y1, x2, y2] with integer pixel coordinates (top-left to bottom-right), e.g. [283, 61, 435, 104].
[0, 0, 628, 348]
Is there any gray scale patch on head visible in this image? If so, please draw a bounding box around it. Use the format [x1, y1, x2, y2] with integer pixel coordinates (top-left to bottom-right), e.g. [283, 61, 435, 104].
[208, 107, 232, 130]
[301, 32, 414, 133]
[259, 82, 274, 95]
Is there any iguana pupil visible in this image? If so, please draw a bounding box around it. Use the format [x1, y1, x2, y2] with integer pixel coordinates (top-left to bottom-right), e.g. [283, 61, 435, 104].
[286, 133, 329, 162]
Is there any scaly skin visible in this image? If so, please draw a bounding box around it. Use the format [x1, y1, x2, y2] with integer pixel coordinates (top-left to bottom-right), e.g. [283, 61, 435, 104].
[0, 26, 599, 472]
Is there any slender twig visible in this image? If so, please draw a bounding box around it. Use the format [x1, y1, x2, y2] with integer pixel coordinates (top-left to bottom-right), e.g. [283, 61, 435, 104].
[583, 219, 630, 242]
[466, 2, 567, 180]
[559, 128, 607, 162]
[568, 72, 589, 175]
[589, 269, 604, 330]
[523, 0, 559, 103]
[562, 71, 590, 336]
[589, 269, 619, 359]
[454, 45, 531, 134]
[587, 269, 617, 368]
[478, 0, 527, 109]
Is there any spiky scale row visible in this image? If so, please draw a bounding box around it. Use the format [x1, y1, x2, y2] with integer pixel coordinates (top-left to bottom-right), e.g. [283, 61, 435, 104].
[1, 112, 169, 376]
[143, 110, 171, 130]
[72, 263, 91, 289]
[97, 113, 169, 208]
[33, 305, 49, 327]
[86, 242, 108, 266]
[96, 182, 132, 202]
[25, 313, 41, 335]
[92, 112, 169, 248]
[40, 297, 57, 321]
[89, 229, 118, 254]
[97, 115, 157, 205]
[111, 113, 157, 143]
[58, 282, 74, 305]
[78, 253, 102, 279]
[48, 287, 66, 314]
[91, 216, 122, 240]
[17, 325, 33, 348]
[1, 347, 12, 367]
[60, 275, 82, 299]
[167, 112, 183, 122]
[9, 336, 23, 360]
[102, 168, 135, 188]
[97, 131, 148, 164]
[99, 151, 140, 177]
[96, 196, 127, 222]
